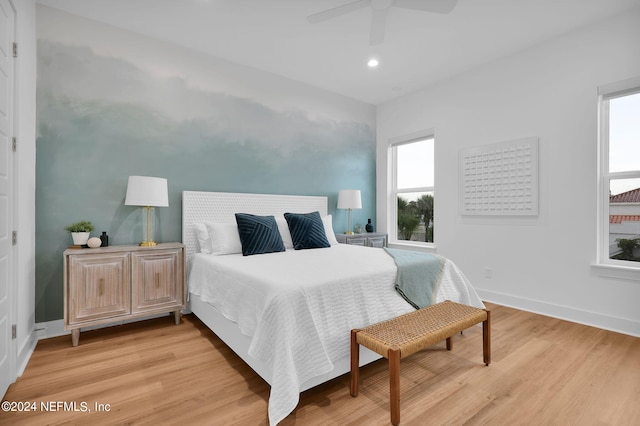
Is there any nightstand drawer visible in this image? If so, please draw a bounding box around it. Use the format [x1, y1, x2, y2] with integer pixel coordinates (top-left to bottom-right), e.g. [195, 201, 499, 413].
[335, 232, 387, 247]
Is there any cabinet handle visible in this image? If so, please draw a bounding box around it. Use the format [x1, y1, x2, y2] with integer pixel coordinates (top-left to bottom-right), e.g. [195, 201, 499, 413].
[155, 272, 161, 288]
[98, 278, 104, 296]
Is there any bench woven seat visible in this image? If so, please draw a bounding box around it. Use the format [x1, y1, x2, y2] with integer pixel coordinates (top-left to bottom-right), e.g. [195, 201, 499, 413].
[350, 300, 490, 425]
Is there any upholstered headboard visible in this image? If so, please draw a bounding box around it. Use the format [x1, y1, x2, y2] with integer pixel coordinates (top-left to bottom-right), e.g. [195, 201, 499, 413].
[182, 191, 328, 260]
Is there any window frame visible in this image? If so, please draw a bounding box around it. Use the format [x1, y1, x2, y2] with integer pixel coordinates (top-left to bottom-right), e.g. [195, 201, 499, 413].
[594, 76, 640, 279]
[388, 130, 435, 247]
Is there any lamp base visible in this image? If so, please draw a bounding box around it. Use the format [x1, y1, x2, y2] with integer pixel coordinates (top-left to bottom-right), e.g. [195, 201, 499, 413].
[344, 231, 354, 235]
[139, 241, 158, 247]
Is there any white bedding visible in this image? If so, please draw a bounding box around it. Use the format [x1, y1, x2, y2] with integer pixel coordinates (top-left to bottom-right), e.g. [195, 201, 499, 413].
[188, 244, 484, 425]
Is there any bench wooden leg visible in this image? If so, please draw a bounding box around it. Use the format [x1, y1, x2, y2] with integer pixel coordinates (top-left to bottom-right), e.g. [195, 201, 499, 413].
[483, 310, 491, 366]
[389, 348, 401, 426]
[350, 329, 360, 397]
[446, 336, 452, 350]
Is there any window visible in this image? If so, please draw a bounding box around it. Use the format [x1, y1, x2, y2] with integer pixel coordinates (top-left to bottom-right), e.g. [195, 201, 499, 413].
[598, 77, 640, 267]
[390, 135, 434, 244]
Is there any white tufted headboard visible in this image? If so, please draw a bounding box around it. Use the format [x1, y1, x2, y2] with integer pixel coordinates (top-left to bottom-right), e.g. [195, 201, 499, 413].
[182, 191, 328, 260]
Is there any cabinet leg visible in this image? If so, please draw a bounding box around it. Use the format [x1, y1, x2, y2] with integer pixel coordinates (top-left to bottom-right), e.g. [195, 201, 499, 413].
[173, 311, 181, 325]
[71, 329, 80, 347]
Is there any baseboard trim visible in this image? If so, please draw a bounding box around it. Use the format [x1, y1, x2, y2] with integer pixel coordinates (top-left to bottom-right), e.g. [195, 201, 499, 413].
[16, 329, 38, 377]
[35, 312, 182, 341]
[36, 319, 68, 340]
[476, 289, 640, 338]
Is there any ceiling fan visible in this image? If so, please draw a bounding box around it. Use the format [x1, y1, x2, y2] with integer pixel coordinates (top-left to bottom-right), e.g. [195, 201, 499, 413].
[307, 0, 459, 46]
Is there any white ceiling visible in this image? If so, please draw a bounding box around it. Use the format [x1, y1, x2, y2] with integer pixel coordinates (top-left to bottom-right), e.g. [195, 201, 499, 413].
[36, 0, 640, 105]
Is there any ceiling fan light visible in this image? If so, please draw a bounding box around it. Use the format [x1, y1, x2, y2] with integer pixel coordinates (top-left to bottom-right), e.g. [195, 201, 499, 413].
[367, 58, 379, 67]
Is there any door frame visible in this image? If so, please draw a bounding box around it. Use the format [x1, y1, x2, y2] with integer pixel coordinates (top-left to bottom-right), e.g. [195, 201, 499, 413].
[0, 0, 17, 399]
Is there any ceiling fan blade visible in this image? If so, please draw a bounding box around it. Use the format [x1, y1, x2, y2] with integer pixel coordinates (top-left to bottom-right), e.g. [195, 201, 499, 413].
[369, 8, 387, 46]
[393, 0, 459, 14]
[307, 0, 371, 24]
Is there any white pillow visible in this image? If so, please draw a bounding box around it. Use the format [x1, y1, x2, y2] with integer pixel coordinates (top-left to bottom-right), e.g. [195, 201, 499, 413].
[194, 223, 212, 254]
[322, 215, 339, 246]
[276, 217, 294, 249]
[205, 222, 243, 255]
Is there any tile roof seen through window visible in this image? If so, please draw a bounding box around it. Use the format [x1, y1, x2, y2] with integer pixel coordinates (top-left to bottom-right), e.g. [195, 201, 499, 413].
[610, 215, 640, 224]
[610, 187, 640, 203]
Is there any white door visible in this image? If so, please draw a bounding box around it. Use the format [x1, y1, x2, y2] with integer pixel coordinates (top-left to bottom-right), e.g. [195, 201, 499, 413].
[0, 0, 16, 398]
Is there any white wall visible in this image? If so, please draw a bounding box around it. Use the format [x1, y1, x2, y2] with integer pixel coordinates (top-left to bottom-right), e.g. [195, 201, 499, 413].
[377, 8, 640, 336]
[14, 0, 38, 375]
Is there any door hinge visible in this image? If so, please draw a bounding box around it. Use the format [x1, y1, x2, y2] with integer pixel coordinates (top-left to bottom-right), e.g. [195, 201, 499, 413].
[12, 137, 16, 152]
[12, 324, 17, 340]
[12, 231, 17, 245]
[13, 42, 17, 58]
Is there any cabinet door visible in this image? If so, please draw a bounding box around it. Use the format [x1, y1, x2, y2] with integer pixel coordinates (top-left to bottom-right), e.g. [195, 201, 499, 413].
[367, 236, 387, 248]
[131, 249, 184, 313]
[67, 253, 130, 324]
[347, 236, 367, 246]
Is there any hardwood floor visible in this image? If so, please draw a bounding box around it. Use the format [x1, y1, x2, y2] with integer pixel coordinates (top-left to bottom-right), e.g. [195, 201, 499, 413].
[2, 303, 639, 425]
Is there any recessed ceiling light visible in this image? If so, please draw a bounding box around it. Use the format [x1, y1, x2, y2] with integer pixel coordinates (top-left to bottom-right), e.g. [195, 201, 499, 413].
[367, 58, 379, 68]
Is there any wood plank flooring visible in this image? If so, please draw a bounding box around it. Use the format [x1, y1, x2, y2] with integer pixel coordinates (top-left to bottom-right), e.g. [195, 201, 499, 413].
[2, 303, 639, 425]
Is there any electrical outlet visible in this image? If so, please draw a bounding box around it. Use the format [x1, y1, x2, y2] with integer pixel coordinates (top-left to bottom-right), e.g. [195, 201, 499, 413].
[484, 267, 493, 278]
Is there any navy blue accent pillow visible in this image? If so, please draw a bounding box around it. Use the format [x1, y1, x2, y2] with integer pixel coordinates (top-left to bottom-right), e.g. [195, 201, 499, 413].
[235, 213, 286, 256]
[284, 211, 331, 250]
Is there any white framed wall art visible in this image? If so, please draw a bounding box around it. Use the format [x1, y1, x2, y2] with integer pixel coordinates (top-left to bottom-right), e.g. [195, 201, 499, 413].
[459, 137, 539, 216]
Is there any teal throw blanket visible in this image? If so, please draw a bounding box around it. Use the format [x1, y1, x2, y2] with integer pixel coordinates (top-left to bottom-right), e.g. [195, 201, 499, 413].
[384, 247, 445, 309]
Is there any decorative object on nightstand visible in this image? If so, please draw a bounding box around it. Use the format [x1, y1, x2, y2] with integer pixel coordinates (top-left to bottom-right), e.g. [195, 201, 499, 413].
[65, 220, 95, 246]
[337, 189, 362, 235]
[63, 242, 186, 346]
[125, 176, 169, 246]
[366, 218, 374, 232]
[86, 237, 102, 248]
[100, 231, 109, 247]
[336, 232, 387, 248]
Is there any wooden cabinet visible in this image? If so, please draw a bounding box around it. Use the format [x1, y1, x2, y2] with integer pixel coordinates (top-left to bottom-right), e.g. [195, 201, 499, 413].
[64, 243, 185, 346]
[335, 232, 388, 248]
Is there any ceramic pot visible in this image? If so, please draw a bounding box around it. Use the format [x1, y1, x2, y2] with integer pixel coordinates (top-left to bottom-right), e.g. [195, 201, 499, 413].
[87, 237, 102, 248]
[71, 232, 90, 245]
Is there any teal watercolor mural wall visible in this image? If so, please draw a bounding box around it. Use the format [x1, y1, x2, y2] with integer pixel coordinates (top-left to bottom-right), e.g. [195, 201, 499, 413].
[36, 9, 376, 322]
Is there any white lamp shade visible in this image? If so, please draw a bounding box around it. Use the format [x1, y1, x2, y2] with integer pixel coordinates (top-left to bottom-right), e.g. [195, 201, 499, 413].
[337, 189, 362, 209]
[125, 176, 169, 207]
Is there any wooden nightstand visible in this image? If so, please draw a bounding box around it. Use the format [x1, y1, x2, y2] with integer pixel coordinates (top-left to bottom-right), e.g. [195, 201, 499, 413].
[335, 232, 388, 248]
[63, 242, 185, 346]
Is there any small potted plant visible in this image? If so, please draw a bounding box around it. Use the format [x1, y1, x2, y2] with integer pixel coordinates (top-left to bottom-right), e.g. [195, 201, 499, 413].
[65, 221, 95, 245]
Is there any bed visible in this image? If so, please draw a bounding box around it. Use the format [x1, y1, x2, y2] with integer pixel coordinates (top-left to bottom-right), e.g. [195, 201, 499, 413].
[182, 191, 484, 425]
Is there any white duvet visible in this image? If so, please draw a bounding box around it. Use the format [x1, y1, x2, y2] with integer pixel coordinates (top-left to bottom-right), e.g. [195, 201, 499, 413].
[188, 244, 484, 425]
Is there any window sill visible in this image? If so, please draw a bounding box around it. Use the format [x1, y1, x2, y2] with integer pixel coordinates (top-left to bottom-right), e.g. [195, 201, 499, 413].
[590, 263, 640, 281]
[388, 241, 437, 253]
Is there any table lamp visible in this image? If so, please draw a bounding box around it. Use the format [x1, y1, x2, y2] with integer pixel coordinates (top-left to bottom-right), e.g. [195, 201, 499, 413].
[337, 189, 362, 235]
[125, 176, 169, 246]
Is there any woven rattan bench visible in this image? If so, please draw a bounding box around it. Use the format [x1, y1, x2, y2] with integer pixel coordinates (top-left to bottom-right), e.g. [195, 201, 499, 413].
[350, 300, 490, 425]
